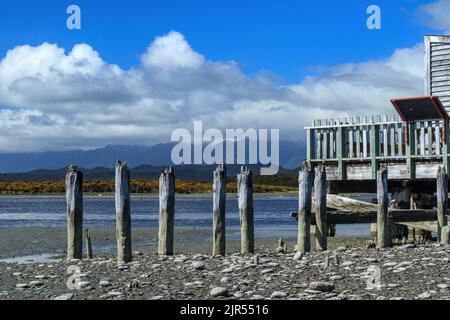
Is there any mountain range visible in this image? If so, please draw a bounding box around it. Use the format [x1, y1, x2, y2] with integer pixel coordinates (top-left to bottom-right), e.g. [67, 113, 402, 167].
[0, 141, 305, 177]
[0, 141, 305, 184]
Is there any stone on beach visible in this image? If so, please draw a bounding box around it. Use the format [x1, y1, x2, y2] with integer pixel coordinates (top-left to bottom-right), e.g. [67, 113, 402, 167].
[99, 280, 112, 288]
[293, 252, 303, 261]
[309, 282, 335, 292]
[220, 277, 230, 283]
[53, 293, 74, 300]
[29, 280, 44, 287]
[418, 292, 432, 299]
[271, 291, 288, 298]
[222, 267, 235, 273]
[192, 261, 206, 270]
[108, 291, 124, 297]
[210, 287, 229, 297]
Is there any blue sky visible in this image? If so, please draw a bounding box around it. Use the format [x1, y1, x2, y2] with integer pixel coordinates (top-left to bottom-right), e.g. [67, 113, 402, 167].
[0, 0, 437, 82]
[0, 0, 448, 152]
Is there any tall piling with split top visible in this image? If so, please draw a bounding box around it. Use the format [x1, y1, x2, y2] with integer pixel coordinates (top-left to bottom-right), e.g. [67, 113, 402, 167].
[213, 164, 226, 256]
[159, 166, 175, 255]
[314, 165, 327, 251]
[115, 161, 132, 263]
[238, 166, 254, 254]
[297, 162, 313, 253]
[66, 165, 83, 260]
[377, 168, 392, 249]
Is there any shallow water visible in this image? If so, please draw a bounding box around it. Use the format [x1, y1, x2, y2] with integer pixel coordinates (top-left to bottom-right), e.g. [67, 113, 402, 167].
[0, 253, 62, 264]
[0, 194, 370, 239]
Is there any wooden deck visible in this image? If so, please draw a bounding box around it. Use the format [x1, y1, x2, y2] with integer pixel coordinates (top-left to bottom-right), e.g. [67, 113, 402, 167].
[305, 114, 450, 183]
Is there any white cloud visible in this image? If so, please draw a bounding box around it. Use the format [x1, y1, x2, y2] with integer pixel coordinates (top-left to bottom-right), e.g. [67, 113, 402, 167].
[418, 0, 450, 32]
[0, 31, 424, 152]
[141, 31, 205, 69]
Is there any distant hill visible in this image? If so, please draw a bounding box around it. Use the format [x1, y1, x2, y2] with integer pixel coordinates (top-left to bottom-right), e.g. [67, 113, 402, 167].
[0, 141, 305, 173]
[0, 165, 298, 185]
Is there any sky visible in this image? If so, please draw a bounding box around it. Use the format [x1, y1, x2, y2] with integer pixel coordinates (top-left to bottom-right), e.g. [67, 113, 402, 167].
[0, 0, 449, 152]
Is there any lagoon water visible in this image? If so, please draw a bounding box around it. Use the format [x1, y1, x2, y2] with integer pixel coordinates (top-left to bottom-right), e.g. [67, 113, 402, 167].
[0, 195, 370, 239]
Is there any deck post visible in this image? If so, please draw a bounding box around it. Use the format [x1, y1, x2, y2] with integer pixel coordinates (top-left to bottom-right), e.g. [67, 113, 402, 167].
[85, 228, 93, 259]
[337, 127, 346, 180]
[377, 168, 392, 248]
[115, 161, 132, 263]
[437, 166, 448, 242]
[443, 120, 450, 171]
[159, 166, 176, 256]
[314, 165, 327, 251]
[212, 164, 226, 256]
[297, 161, 314, 253]
[391, 183, 411, 241]
[307, 128, 315, 161]
[238, 166, 254, 254]
[66, 165, 83, 260]
[406, 122, 416, 180]
[370, 124, 380, 179]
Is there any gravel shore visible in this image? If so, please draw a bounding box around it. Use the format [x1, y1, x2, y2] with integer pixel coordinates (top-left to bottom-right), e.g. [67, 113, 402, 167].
[0, 229, 449, 300]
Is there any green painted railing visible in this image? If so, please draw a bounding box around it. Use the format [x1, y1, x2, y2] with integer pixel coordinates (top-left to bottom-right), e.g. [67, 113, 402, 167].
[305, 114, 450, 179]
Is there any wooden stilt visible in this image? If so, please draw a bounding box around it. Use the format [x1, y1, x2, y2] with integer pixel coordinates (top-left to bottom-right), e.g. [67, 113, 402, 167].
[297, 162, 313, 253]
[66, 165, 83, 260]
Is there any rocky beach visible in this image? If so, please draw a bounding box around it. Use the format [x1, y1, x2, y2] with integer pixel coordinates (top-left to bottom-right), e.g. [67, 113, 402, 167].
[0, 228, 449, 300]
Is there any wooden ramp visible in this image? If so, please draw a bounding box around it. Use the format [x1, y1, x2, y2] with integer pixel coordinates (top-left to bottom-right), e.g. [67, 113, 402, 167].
[291, 195, 439, 232]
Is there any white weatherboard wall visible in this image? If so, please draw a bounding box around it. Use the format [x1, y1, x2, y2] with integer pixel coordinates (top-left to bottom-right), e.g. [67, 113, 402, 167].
[425, 35, 450, 112]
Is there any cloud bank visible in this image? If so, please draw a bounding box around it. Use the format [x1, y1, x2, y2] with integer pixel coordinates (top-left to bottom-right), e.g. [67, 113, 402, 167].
[0, 30, 425, 152]
[418, 0, 450, 32]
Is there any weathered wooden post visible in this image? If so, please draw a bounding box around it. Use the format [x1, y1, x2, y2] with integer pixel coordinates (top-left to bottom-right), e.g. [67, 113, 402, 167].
[159, 166, 175, 256]
[238, 166, 254, 254]
[212, 164, 226, 256]
[377, 168, 392, 248]
[314, 165, 327, 251]
[66, 165, 83, 260]
[297, 162, 313, 253]
[85, 228, 93, 259]
[437, 166, 448, 243]
[442, 226, 450, 245]
[115, 161, 132, 263]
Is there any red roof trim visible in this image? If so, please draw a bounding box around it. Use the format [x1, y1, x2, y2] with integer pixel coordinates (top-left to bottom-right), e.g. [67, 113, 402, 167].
[390, 96, 449, 122]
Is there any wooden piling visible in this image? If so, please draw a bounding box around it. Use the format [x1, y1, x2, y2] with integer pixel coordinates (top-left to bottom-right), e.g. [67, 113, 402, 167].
[212, 164, 226, 256]
[66, 165, 83, 260]
[238, 166, 254, 254]
[391, 184, 412, 241]
[85, 228, 93, 259]
[437, 166, 448, 242]
[314, 165, 327, 251]
[159, 166, 175, 256]
[115, 161, 132, 263]
[297, 162, 313, 253]
[442, 226, 450, 245]
[377, 168, 392, 249]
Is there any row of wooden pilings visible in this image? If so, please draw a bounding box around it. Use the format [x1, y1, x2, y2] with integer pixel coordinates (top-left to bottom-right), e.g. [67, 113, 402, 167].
[66, 160, 450, 263]
[66, 162, 255, 262]
[298, 162, 450, 251]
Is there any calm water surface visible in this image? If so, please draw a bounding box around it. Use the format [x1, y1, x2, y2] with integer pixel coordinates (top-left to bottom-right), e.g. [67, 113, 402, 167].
[0, 195, 370, 239]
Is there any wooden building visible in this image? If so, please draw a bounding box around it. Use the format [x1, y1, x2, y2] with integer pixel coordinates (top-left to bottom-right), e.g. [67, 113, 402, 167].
[305, 35, 450, 196]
